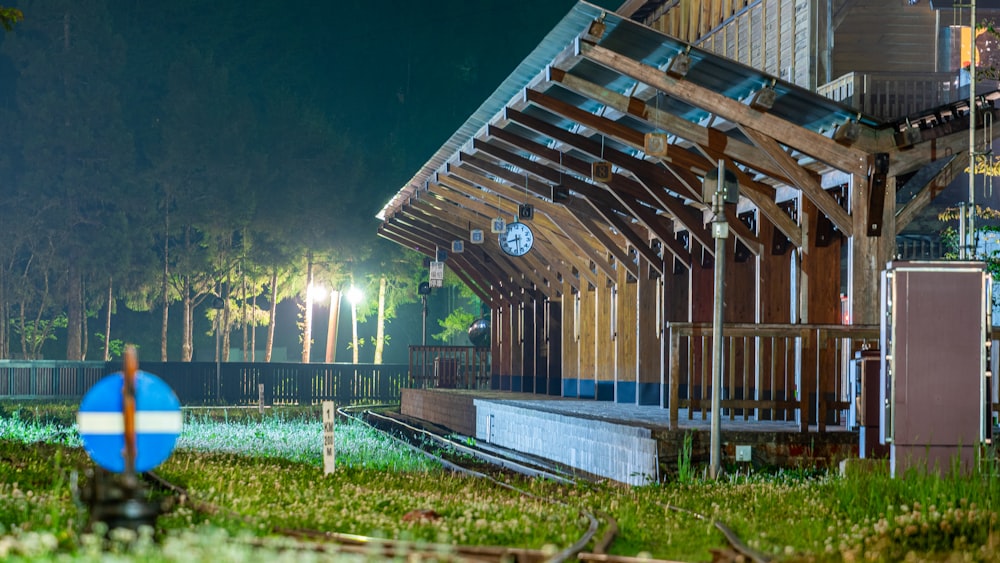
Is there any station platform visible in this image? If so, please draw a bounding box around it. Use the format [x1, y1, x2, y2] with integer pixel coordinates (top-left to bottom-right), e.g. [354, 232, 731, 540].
[401, 388, 859, 485]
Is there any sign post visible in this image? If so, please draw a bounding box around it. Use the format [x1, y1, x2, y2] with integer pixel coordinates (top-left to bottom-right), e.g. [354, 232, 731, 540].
[322, 401, 336, 475]
[77, 346, 182, 531]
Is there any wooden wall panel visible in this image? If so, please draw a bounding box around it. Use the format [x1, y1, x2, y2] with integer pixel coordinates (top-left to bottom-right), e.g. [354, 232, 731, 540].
[546, 297, 562, 395]
[617, 267, 639, 388]
[562, 284, 579, 387]
[579, 285, 597, 396]
[597, 282, 615, 385]
[832, 3, 937, 76]
[637, 264, 662, 390]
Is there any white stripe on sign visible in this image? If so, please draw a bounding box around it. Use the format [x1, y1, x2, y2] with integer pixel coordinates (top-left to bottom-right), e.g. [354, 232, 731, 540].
[77, 411, 183, 435]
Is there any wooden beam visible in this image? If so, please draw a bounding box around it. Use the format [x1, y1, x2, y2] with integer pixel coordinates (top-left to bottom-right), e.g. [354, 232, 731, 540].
[895, 154, 962, 234]
[379, 223, 499, 304]
[579, 42, 869, 176]
[742, 127, 854, 237]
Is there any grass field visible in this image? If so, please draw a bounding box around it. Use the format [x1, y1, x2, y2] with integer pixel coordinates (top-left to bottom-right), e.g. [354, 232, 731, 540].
[1, 400, 999, 561]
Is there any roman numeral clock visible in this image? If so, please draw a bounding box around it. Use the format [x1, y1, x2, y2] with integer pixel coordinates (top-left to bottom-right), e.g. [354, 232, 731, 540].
[498, 221, 533, 257]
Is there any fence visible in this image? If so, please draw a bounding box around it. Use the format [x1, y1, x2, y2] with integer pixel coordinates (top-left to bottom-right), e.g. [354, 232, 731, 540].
[0, 360, 408, 406]
[408, 346, 491, 390]
[667, 323, 881, 432]
[817, 71, 962, 120]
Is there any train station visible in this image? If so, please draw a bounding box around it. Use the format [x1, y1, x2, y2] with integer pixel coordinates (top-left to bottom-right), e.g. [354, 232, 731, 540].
[378, 0, 1000, 481]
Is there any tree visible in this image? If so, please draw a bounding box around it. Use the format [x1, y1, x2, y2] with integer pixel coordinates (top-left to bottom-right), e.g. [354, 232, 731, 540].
[0, 7, 22, 31]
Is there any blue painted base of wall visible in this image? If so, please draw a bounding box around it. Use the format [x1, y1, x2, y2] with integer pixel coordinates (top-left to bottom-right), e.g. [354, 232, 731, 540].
[491, 375, 501, 390]
[562, 378, 578, 397]
[547, 376, 561, 396]
[638, 383, 660, 406]
[596, 381, 614, 401]
[578, 379, 595, 399]
[511, 375, 523, 392]
[616, 382, 636, 404]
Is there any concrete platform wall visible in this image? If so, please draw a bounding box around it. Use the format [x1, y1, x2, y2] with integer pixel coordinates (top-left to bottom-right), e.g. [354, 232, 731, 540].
[474, 400, 658, 485]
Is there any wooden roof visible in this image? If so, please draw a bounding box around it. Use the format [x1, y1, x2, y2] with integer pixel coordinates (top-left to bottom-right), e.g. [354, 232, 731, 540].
[377, 1, 995, 307]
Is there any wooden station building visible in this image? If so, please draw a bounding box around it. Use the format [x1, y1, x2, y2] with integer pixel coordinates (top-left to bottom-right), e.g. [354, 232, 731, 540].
[377, 0, 1000, 435]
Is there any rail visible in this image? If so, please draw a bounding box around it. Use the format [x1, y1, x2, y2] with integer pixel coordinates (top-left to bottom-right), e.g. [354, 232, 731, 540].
[667, 323, 881, 432]
[0, 360, 408, 406]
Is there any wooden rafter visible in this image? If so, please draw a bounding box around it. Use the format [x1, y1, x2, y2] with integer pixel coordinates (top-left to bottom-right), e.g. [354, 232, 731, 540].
[741, 127, 854, 237]
[579, 42, 869, 176]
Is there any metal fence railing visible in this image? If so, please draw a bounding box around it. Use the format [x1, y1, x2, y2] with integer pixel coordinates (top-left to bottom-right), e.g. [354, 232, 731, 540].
[0, 360, 409, 406]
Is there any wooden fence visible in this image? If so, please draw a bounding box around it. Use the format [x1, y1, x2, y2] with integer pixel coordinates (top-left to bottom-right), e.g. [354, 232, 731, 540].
[0, 360, 408, 406]
[667, 323, 882, 432]
[408, 346, 491, 390]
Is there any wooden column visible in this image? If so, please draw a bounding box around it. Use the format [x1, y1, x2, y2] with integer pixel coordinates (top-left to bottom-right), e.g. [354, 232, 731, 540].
[492, 304, 507, 389]
[799, 197, 842, 432]
[758, 214, 793, 420]
[546, 297, 563, 395]
[726, 220, 758, 418]
[850, 173, 895, 326]
[562, 284, 580, 397]
[637, 259, 663, 405]
[520, 297, 535, 393]
[596, 281, 615, 401]
[616, 265, 639, 403]
[578, 284, 597, 399]
[509, 301, 523, 392]
[690, 240, 715, 418]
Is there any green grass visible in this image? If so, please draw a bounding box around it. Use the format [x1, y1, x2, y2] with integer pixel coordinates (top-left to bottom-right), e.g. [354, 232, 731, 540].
[1, 404, 1000, 561]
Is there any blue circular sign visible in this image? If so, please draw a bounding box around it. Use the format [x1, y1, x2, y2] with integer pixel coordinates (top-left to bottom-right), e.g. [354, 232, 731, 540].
[77, 371, 182, 473]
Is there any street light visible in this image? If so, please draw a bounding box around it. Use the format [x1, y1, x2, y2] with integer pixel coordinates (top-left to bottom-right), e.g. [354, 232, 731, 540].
[303, 283, 326, 363]
[347, 286, 364, 364]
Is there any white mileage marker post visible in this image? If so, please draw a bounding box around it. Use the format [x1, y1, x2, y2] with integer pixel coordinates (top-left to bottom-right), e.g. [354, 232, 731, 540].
[322, 401, 335, 474]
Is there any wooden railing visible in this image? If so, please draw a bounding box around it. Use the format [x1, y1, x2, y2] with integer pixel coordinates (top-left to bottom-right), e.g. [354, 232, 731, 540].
[818, 71, 963, 120]
[408, 346, 491, 390]
[667, 323, 880, 432]
[0, 360, 408, 406]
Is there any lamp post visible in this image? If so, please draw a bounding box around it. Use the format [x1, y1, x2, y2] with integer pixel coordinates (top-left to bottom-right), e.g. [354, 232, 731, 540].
[304, 283, 326, 363]
[325, 289, 341, 363]
[704, 159, 738, 480]
[347, 286, 364, 364]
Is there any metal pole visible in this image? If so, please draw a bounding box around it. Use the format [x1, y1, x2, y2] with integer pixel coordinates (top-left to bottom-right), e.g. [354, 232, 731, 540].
[710, 159, 727, 480]
[422, 295, 428, 346]
[968, 0, 977, 260]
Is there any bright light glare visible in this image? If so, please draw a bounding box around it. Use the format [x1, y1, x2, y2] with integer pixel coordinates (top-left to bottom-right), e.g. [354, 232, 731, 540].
[347, 286, 364, 305]
[308, 284, 327, 302]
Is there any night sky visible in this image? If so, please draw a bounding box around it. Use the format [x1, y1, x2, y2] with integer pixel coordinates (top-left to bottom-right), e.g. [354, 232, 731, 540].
[0, 0, 620, 362]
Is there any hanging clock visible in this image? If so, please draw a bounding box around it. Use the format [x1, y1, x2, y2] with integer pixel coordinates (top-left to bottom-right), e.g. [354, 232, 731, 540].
[498, 221, 533, 257]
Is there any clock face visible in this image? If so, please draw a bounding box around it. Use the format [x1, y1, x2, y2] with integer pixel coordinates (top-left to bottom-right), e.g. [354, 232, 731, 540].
[498, 221, 533, 257]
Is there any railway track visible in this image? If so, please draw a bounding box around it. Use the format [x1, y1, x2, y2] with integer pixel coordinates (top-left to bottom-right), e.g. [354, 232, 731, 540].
[72, 403, 769, 562]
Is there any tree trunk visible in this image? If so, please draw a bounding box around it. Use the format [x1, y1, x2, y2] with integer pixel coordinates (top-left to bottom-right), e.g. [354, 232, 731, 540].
[161, 209, 170, 361]
[221, 274, 231, 362]
[374, 276, 387, 364]
[182, 275, 193, 361]
[65, 265, 82, 360]
[241, 270, 248, 360]
[265, 269, 277, 362]
[104, 276, 113, 361]
[81, 278, 88, 360]
[301, 252, 314, 363]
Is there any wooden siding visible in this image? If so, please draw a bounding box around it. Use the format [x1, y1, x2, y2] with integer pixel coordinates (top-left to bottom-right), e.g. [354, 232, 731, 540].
[831, 2, 938, 76]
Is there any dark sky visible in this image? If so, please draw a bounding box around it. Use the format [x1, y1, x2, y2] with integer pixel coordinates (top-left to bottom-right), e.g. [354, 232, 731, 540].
[113, 0, 621, 203]
[0, 0, 622, 361]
